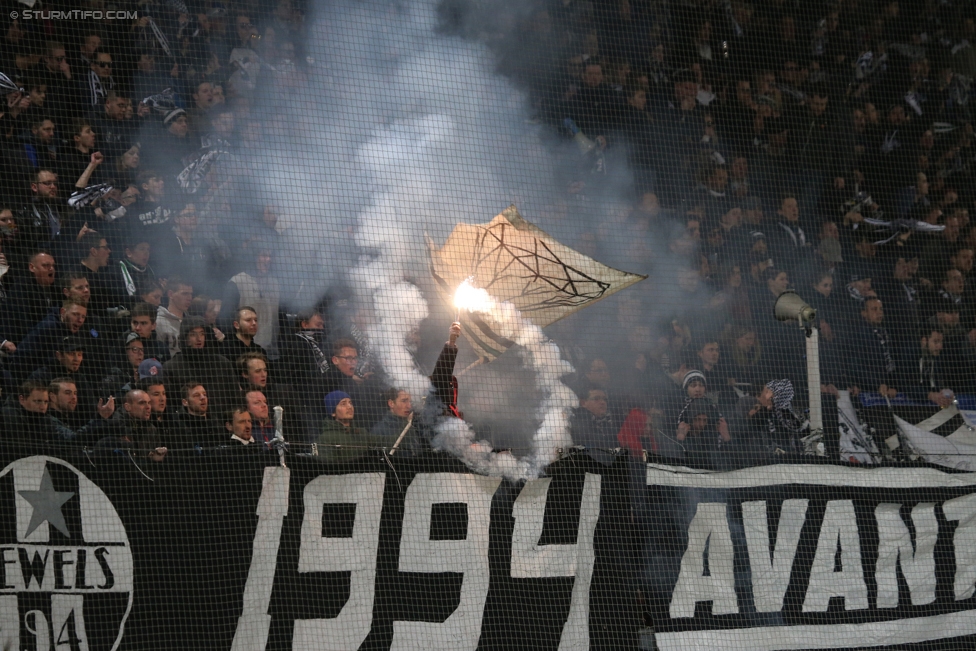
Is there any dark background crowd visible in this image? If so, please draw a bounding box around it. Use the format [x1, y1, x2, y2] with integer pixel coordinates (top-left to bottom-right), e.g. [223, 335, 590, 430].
[495, 0, 976, 469]
[1, 0, 976, 469]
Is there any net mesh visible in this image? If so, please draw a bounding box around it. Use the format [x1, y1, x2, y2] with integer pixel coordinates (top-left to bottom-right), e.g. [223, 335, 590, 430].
[2, 0, 976, 649]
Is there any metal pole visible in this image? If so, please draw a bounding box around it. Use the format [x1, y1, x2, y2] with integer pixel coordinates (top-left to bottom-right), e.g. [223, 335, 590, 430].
[273, 406, 287, 468]
[805, 324, 823, 433]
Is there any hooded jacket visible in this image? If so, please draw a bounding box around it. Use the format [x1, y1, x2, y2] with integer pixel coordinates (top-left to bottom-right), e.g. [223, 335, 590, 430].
[2, 399, 56, 447]
[155, 305, 183, 357]
[161, 317, 238, 416]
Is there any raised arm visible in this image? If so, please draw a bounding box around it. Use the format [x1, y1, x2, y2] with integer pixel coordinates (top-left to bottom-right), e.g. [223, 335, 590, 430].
[431, 322, 461, 414]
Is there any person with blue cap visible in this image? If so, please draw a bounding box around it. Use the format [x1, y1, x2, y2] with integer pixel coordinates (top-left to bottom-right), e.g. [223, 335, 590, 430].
[314, 390, 388, 462]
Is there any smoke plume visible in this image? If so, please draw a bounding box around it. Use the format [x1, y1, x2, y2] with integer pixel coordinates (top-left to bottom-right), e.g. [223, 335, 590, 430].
[432, 287, 576, 479]
[238, 0, 666, 477]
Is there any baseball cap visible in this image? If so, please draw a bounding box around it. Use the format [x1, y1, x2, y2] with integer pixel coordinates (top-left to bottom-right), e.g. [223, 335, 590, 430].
[139, 359, 163, 379]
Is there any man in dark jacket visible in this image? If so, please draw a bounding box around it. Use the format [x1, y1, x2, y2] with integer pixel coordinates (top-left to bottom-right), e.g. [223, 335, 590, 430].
[569, 384, 622, 466]
[75, 232, 115, 314]
[174, 382, 223, 449]
[109, 235, 157, 308]
[279, 310, 331, 404]
[88, 91, 139, 158]
[225, 407, 255, 446]
[162, 316, 238, 416]
[27, 335, 98, 421]
[151, 203, 226, 292]
[218, 306, 266, 361]
[568, 61, 619, 138]
[901, 327, 956, 407]
[139, 377, 179, 438]
[17, 171, 71, 254]
[142, 109, 198, 180]
[370, 388, 429, 457]
[766, 195, 812, 273]
[846, 297, 900, 398]
[6, 299, 90, 384]
[95, 389, 166, 463]
[875, 255, 922, 353]
[787, 84, 836, 209]
[0, 250, 58, 352]
[46, 376, 116, 442]
[2, 381, 56, 446]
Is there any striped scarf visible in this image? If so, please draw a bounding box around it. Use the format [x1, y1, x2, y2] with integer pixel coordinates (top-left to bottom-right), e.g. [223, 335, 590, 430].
[766, 379, 805, 442]
[87, 70, 113, 106]
[296, 331, 329, 374]
[871, 326, 896, 374]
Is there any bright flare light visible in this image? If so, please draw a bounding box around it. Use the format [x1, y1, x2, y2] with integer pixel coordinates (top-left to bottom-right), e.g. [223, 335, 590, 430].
[453, 278, 493, 319]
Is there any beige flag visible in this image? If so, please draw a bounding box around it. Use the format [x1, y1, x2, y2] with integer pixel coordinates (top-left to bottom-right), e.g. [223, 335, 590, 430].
[427, 205, 646, 360]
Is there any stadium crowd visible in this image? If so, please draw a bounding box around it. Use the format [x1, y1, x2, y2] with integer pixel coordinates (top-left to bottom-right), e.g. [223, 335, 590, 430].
[521, 0, 976, 468]
[0, 0, 976, 469]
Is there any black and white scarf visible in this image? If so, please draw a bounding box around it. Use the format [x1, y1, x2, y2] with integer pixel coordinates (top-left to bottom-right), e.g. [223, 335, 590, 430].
[938, 288, 963, 305]
[918, 355, 937, 390]
[349, 324, 373, 376]
[901, 281, 918, 305]
[777, 221, 807, 247]
[296, 331, 330, 374]
[29, 202, 60, 238]
[847, 284, 868, 303]
[118, 259, 154, 297]
[871, 326, 897, 374]
[767, 379, 804, 432]
[86, 69, 114, 106]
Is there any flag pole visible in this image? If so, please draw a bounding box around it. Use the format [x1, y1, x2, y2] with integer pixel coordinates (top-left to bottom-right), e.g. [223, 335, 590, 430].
[273, 406, 287, 468]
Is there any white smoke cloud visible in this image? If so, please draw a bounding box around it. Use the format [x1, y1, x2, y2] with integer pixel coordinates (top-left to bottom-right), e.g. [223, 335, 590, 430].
[432, 287, 576, 479]
[245, 0, 653, 477]
[340, 75, 578, 478]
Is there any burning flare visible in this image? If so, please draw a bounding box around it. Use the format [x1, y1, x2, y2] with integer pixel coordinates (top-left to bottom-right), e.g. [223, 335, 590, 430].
[434, 284, 577, 480]
[453, 278, 493, 319]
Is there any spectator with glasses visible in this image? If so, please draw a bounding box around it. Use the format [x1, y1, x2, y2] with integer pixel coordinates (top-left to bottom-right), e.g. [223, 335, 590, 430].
[80, 48, 114, 108]
[75, 232, 113, 313]
[233, 15, 260, 50]
[16, 170, 90, 263]
[303, 337, 380, 430]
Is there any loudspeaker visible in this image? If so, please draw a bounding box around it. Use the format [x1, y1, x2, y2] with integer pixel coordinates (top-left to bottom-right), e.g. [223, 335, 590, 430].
[774, 290, 817, 323]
